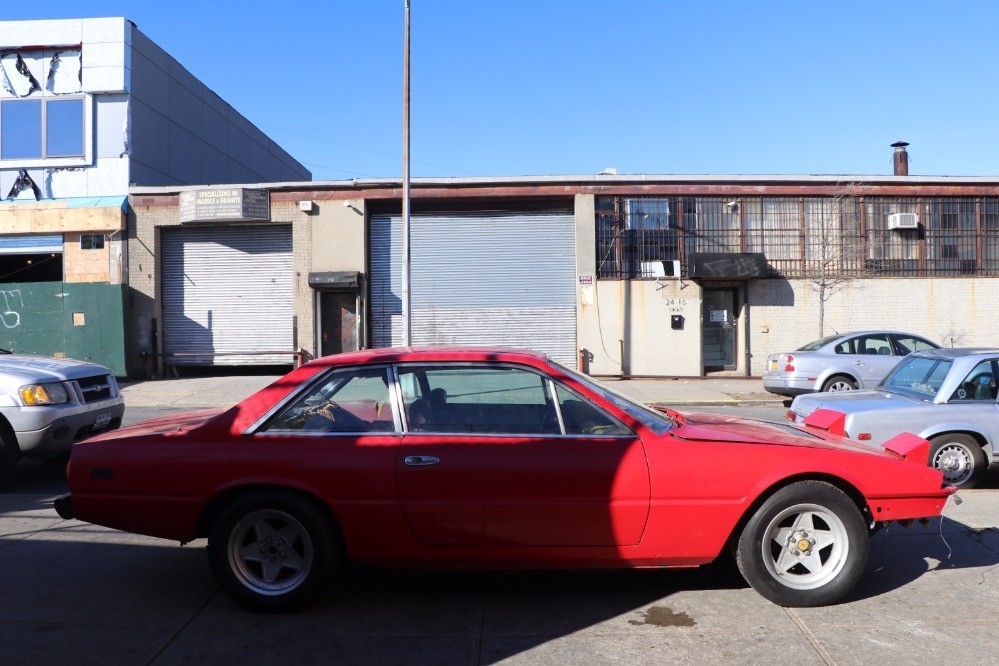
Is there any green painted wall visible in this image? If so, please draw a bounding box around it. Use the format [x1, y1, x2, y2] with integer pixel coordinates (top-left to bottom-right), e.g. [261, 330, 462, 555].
[0, 282, 127, 377]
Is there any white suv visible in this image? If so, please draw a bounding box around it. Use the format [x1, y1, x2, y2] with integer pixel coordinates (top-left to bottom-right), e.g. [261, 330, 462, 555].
[0, 350, 125, 484]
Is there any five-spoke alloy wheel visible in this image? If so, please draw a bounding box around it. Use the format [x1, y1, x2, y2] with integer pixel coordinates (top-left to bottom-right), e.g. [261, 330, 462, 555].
[737, 481, 868, 607]
[208, 491, 337, 612]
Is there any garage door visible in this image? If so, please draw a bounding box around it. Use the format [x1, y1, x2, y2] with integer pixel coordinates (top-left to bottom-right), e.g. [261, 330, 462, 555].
[161, 225, 294, 365]
[370, 210, 577, 366]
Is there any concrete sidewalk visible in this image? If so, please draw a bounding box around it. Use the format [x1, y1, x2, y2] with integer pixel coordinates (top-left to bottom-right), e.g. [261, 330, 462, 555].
[119, 374, 785, 409]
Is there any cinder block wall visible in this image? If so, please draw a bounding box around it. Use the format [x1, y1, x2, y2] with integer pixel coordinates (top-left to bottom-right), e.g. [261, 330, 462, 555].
[748, 278, 999, 374]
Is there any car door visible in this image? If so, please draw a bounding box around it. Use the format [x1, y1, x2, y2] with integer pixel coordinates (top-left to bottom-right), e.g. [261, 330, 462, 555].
[848, 333, 897, 388]
[394, 363, 651, 548]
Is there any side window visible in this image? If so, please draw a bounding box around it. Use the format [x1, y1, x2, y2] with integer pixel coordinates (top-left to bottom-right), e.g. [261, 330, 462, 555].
[554, 384, 632, 436]
[262, 367, 395, 433]
[853, 334, 893, 356]
[893, 335, 938, 356]
[398, 365, 559, 435]
[834, 339, 855, 354]
[950, 360, 998, 402]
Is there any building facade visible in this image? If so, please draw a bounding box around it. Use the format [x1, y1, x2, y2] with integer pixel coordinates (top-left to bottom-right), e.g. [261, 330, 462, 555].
[0, 18, 309, 374]
[129, 168, 999, 379]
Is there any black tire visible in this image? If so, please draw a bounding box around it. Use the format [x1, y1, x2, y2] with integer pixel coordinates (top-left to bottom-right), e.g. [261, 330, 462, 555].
[0, 430, 20, 486]
[736, 481, 869, 607]
[822, 375, 858, 392]
[207, 490, 338, 612]
[929, 434, 986, 488]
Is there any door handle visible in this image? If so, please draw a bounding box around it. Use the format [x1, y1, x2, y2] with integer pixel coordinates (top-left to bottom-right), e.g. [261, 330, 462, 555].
[854, 361, 864, 366]
[404, 455, 440, 466]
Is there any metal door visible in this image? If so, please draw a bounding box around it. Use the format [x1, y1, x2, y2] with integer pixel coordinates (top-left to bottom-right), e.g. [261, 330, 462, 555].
[369, 210, 577, 365]
[319, 291, 358, 357]
[160, 225, 294, 365]
[702, 289, 737, 371]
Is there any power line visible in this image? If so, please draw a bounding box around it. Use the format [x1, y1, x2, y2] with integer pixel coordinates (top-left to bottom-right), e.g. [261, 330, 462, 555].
[261, 124, 486, 176]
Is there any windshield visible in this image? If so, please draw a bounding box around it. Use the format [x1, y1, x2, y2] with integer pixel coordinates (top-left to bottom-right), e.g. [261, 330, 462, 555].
[880, 356, 952, 399]
[796, 335, 840, 352]
[549, 359, 674, 435]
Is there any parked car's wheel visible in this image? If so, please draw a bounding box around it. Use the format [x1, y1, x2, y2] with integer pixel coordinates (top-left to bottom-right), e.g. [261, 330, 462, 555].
[929, 434, 986, 488]
[0, 430, 19, 485]
[822, 376, 858, 392]
[736, 481, 868, 607]
[207, 491, 338, 612]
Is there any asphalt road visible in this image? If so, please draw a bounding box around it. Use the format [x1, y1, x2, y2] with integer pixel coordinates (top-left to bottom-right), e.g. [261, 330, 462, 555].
[3, 403, 998, 665]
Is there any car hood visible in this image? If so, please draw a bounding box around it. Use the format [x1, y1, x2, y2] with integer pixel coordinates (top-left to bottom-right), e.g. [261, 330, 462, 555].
[791, 389, 922, 418]
[84, 408, 227, 442]
[0, 354, 112, 382]
[669, 410, 885, 456]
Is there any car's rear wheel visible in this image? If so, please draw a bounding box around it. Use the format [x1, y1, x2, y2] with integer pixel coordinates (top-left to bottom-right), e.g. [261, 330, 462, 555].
[822, 376, 858, 392]
[929, 434, 986, 488]
[207, 491, 338, 612]
[736, 481, 868, 607]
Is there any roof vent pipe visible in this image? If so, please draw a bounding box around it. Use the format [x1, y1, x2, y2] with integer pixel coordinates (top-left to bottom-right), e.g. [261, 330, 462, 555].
[891, 141, 909, 176]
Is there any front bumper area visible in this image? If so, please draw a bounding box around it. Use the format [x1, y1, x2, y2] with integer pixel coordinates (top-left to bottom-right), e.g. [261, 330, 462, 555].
[15, 401, 125, 459]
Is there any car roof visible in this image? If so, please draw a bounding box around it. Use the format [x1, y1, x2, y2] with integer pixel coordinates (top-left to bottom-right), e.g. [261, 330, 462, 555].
[911, 347, 999, 360]
[827, 330, 929, 338]
[305, 346, 550, 368]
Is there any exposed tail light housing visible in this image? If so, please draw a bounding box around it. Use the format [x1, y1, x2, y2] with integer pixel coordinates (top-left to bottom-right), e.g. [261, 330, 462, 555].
[784, 354, 795, 372]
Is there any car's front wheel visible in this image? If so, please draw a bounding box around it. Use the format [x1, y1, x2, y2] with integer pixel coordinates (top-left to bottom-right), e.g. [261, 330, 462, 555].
[736, 481, 868, 607]
[207, 491, 338, 612]
[929, 434, 986, 488]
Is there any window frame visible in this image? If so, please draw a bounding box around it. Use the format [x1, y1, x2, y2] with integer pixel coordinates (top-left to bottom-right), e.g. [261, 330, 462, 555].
[250, 364, 403, 436]
[0, 94, 93, 167]
[393, 361, 636, 438]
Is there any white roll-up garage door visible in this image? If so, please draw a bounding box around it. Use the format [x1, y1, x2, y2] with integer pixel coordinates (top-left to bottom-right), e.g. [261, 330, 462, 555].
[161, 225, 294, 366]
[370, 210, 577, 366]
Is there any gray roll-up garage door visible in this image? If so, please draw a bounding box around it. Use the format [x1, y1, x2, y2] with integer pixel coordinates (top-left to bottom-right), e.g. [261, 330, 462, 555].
[370, 210, 577, 366]
[161, 225, 294, 366]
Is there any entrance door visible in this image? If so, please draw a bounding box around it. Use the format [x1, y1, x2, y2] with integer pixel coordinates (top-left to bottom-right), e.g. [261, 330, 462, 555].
[702, 289, 737, 372]
[319, 291, 358, 357]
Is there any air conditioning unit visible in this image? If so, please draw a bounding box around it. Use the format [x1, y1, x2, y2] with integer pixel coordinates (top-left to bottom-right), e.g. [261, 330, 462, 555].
[887, 212, 919, 230]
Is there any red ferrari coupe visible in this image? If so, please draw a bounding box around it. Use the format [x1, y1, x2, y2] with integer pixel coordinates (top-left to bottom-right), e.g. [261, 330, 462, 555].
[56, 347, 953, 612]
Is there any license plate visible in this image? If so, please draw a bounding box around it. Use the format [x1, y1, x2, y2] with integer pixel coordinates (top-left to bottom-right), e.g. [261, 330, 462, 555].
[93, 413, 112, 429]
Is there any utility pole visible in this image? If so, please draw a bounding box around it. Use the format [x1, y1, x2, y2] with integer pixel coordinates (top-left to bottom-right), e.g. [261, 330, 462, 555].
[401, 0, 412, 346]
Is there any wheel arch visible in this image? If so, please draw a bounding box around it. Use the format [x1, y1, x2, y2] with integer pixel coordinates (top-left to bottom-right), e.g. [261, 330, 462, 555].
[724, 473, 870, 554]
[193, 483, 346, 555]
[818, 372, 860, 391]
[922, 429, 992, 459]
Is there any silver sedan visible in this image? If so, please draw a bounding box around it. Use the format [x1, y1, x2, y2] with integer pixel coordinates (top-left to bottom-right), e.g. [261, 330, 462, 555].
[787, 348, 999, 487]
[762, 330, 940, 397]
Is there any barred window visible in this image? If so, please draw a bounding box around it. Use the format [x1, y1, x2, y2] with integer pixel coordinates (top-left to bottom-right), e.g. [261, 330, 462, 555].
[595, 194, 999, 279]
[864, 199, 920, 274]
[925, 199, 977, 274]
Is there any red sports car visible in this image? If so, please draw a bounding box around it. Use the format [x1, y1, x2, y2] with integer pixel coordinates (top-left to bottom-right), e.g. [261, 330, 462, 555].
[56, 347, 954, 612]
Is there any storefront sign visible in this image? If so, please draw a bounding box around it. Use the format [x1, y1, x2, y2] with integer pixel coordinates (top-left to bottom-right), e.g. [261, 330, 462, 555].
[179, 188, 270, 223]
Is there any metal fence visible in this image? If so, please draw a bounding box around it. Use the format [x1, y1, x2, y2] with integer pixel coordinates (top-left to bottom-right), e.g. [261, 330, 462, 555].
[596, 195, 999, 279]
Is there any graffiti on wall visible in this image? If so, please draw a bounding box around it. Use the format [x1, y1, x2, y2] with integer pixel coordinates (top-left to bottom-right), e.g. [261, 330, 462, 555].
[1, 290, 23, 329]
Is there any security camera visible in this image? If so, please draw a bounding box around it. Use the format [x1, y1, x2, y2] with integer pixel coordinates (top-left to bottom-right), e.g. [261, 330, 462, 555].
[725, 201, 739, 209]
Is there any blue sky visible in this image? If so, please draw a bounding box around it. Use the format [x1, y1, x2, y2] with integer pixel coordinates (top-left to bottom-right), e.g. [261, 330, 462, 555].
[6, 1, 999, 179]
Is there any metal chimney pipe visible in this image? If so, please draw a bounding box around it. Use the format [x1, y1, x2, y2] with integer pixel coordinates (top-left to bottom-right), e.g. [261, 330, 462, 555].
[891, 141, 909, 176]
